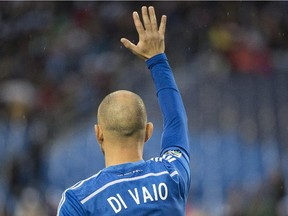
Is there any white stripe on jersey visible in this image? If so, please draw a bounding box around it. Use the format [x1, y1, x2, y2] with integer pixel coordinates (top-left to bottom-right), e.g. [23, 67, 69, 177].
[57, 171, 102, 215]
[57, 192, 66, 216]
[80, 170, 171, 204]
[166, 155, 173, 160]
[150, 154, 177, 163]
[168, 158, 177, 163]
[170, 170, 178, 177]
[154, 157, 163, 162]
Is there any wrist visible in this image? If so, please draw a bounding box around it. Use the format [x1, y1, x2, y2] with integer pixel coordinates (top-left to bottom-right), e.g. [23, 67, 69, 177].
[146, 53, 167, 69]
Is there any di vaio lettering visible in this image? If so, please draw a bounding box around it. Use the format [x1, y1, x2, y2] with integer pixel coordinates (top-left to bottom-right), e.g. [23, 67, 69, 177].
[107, 182, 168, 213]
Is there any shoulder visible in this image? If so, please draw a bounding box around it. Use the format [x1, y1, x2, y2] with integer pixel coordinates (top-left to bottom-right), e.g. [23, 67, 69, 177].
[61, 170, 104, 203]
[148, 148, 190, 179]
[151, 148, 190, 184]
[152, 148, 190, 168]
[57, 171, 104, 215]
[147, 148, 191, 198]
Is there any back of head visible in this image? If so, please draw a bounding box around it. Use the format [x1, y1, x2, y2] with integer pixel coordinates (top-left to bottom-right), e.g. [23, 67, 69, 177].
[97, 90, 147, 138]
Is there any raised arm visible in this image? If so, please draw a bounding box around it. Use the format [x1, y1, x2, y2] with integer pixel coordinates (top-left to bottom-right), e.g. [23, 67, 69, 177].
[121, 6, 166, 60]
[121, 6, 190, 157]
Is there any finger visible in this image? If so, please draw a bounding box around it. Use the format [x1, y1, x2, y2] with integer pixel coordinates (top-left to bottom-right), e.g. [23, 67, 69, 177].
[120, 38, 137, 51]
[159, 15, 167, 36]
[148, 6, 158, 32]
[142, 6, 151, 31]
[133, 12, 145, 36]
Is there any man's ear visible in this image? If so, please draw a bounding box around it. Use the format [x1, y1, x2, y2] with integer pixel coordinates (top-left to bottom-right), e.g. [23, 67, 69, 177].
[144, 122, 153, 143]
[95, 124, 104, 144]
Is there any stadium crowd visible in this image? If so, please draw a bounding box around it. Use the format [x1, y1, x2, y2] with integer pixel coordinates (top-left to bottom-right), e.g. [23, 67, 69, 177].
[0, 2, 288, 215]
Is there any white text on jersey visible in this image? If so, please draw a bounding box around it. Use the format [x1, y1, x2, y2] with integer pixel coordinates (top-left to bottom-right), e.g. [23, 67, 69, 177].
[107, 182, 168, 213]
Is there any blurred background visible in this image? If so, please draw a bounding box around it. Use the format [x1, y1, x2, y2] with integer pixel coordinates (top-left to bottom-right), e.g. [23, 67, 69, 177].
[0, 1, 288, 215]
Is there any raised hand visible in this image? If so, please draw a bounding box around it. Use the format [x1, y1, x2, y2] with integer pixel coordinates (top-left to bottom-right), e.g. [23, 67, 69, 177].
[121, 6, 167, 60]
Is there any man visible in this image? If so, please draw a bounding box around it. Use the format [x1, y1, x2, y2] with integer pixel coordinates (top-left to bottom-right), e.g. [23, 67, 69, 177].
[57, 6, 190, 215]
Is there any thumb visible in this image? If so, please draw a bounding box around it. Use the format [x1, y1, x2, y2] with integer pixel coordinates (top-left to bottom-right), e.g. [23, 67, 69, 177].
[120, 38, 136, 51]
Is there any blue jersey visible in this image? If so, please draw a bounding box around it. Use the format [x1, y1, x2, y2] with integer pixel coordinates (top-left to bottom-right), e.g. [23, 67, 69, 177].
[57, 53, 190, 216]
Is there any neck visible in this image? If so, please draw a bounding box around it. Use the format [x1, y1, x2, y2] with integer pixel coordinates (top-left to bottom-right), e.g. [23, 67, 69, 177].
[103, 140, 144, 167]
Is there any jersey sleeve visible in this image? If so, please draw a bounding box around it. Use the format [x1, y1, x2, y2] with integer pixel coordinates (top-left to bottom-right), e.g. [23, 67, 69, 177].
[57, 189, 86, 216]
[146, 53, 191, 194]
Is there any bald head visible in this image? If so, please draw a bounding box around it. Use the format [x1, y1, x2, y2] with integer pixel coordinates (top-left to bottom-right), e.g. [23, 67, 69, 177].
[97, 90, 147, 137]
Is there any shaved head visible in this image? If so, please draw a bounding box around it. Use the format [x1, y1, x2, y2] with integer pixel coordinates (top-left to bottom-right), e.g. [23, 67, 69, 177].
[97, 90, 147, 137]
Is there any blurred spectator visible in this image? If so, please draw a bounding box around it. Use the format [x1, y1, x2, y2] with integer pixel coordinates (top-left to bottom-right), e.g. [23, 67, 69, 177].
[14, 187, 48, 216]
